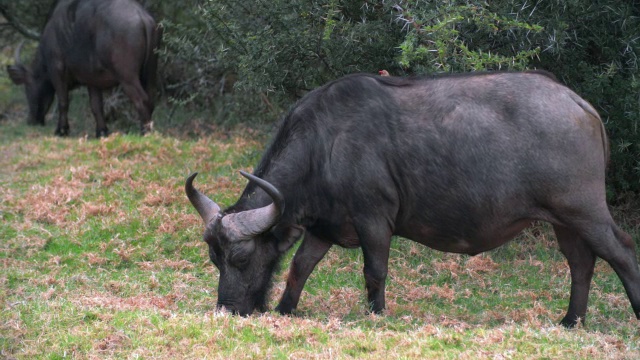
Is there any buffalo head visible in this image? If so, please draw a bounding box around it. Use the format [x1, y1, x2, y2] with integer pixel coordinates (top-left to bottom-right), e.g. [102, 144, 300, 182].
[6, 42, 54, 126]
[186, 172, 302, 316]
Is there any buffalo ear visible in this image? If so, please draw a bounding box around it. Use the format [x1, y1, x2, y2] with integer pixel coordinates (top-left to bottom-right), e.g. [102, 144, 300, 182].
[6, 65, 27, 85]
[274, 225, 304, 253]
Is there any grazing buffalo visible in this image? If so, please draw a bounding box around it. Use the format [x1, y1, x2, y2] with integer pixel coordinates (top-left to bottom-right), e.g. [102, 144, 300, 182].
[186, 71, 640, 327]
[6, 0, 161, 137]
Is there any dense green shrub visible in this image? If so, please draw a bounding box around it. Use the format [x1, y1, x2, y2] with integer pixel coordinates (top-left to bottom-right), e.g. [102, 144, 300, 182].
[0, 0, 54, 40]
[394, 1, 543, 72]
[161, 0, 405, 113]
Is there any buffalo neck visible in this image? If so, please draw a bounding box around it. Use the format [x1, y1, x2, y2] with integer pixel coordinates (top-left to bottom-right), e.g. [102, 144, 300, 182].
[231, 119, 325, 228]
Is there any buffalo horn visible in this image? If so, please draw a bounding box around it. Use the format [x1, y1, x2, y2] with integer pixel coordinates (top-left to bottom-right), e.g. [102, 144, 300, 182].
[185, 172, 220, 225]
[14, 41, 24, 65]
[222, 171, 285, 239]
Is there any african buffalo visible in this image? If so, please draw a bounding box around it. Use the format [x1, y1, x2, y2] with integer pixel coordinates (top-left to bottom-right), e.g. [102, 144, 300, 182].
[6, 0, 161, 137]
[186, 71, 640, 327]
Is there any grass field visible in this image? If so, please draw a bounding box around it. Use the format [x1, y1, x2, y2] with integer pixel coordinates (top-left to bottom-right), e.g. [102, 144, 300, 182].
[1, 113, 640, 359]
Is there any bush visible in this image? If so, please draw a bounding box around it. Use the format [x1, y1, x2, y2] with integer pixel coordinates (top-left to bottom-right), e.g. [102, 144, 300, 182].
[394, 1, 543, 72]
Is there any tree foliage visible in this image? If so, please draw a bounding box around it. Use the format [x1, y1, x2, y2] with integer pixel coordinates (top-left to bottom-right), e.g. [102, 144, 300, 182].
[0, 0, 54, 41]
[394, 1, 543, 72]
[165, 1, 404, 100]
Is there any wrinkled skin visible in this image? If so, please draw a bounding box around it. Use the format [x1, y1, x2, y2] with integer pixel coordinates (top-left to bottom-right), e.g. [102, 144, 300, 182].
[6, 0, 160, 137]
[187, 71, 640, 327]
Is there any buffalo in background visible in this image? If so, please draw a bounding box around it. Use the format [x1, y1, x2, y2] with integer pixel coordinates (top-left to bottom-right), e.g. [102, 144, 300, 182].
[6, 0, 161, 137]
[186, 71, 640, 327]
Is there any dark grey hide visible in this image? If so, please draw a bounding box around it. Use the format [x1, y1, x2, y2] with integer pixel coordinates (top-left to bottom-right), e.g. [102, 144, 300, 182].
[186, 71, 640, 327]
[6, 0, 161, 137]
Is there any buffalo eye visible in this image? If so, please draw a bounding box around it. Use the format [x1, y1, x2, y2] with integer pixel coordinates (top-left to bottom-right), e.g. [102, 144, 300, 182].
[228, 241, 255, 269]
[229, 250, 250, 269]
[231, 254, 250, 269]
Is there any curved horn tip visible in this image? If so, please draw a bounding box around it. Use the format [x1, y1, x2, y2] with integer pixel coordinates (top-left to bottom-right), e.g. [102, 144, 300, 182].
[14, 41, 25, 63]
[237, 170, 285, 216]
[239, 171, 270, 188]
[185, 172, 198, 190]
[185, 171, 221, 224]
[187, 172, 198, 183]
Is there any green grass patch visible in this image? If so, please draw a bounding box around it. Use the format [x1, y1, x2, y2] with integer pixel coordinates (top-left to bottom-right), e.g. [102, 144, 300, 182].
[1, 115, 640, 359]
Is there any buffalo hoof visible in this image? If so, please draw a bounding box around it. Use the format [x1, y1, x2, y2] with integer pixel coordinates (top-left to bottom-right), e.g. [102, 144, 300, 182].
[96, 127, 110, 138]
[275, 304, 295, 315]
[559, 315, 582, 329]
[141, 121, 154, 135]
[54, 126, 69, 137]
[366, 308, 385, 316]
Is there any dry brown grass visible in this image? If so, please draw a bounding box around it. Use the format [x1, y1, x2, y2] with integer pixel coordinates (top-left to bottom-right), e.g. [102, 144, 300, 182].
[1, 126, 640, 359]
[12, 176, 85, 226]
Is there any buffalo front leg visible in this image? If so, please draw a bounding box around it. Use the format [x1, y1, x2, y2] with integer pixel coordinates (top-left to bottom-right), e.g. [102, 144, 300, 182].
[553, 225, 596, 328]
[356, 220, 392, 314]
[88, 87, 109, 138]
[276, 232, 332, 315]
[120, 81, 153, 135]
[53, 86, 71, 136]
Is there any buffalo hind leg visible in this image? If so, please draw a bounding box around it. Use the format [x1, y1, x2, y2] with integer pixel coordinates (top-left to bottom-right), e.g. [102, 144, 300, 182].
[553, 225, 596, 327]
[276, 232, 332, 315]
[588, 222, 640, 320]
[120, 81, 152, 135]
[88, 87, 109, 138]
[561, 214, 640, 324]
